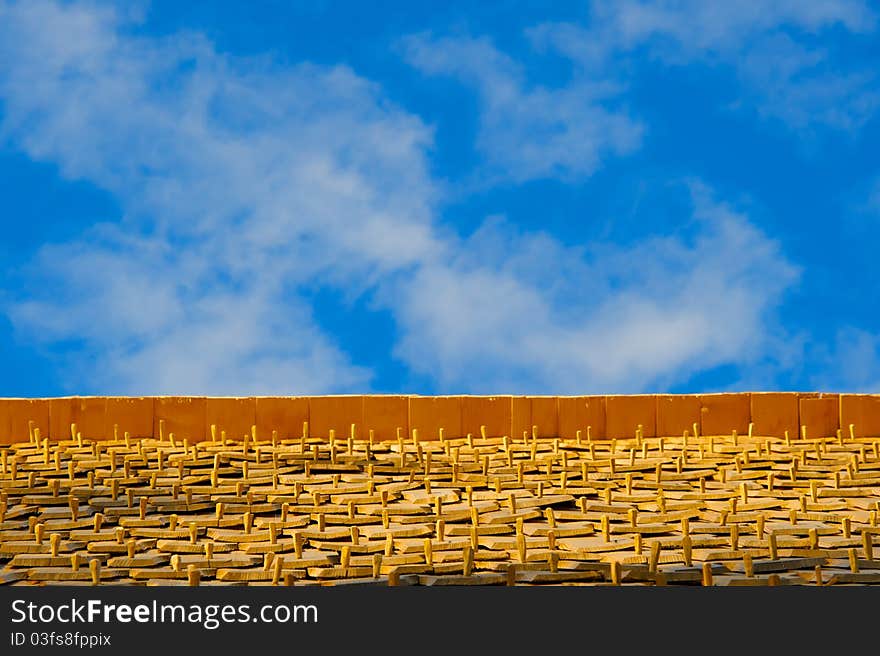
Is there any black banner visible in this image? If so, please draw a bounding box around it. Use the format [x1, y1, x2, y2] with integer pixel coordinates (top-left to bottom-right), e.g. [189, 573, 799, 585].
[0, 585, 863, 653]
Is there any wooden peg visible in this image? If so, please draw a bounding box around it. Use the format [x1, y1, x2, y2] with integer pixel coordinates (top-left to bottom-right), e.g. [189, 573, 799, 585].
[682, 536, 693, 567]
[187, 564, 200, 587]
[702, 562, 713, 586]
[90, 559, 101, 586]
[863, 531, 873, 560]
[372, 553, 382, 579]
[768, 532, 778, 560]
[743, 552, 753, 578]
[649, 541, 661, 573]
[849, 548, 859, 573]
[127, 539, 136, 559]
[189, 522, 198, 545]
[463, 545, 474, 576]
[50, 533, 61, 558]
[516, 531, 527, 563]
[611, 560, 622, 586]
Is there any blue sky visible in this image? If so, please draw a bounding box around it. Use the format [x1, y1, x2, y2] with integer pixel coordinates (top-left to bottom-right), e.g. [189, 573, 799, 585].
[1, 0, 879, 397]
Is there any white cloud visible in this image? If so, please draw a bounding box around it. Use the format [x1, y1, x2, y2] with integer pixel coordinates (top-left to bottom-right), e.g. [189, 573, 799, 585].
[391, 184, 800, 393]
[531, 0, 878, 132]
[810, 328, 880, 392]
[0, 1, 801, 396]
[0, 0, 435, 394]
[400, 33, 643, 183]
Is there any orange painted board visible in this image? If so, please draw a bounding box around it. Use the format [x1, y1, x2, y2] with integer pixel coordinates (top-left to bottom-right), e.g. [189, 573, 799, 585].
[0, 401, 9, 444]
[656, 395, 700, 438]
[798, 393, 839, 438]
[363, 395, 409, 441]
[255, 397, 309, 440]
[511, 397, 559, 440]
[558, 396, 606, 440]
[606, 395, 656, 438]
[461, 396, 512, 438]
[104, 397, 154, 439]
[531, 397, 558, 439]
[206, 397, 256, 441]
[309, 396, 364, 439]
[699, 393, 750, 436]
[49, 397, 108, 440]
[0, 399, 50, 444]
[154, 397, 207, 442]
[840, 394, 880, 437]
[750, 392, 798, 438]
[408, 396, 462, 440]
[48, 398, 76, 441]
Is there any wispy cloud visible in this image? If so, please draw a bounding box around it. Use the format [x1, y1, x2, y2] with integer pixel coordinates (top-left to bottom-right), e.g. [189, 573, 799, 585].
[391, 183, 800, 393]
[400, 33, 643, 183]
[809, 328, 880, 392]
[530, 0, 878, 132]
[0, 0, 435, 393]
[1, 1, 801, 395]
